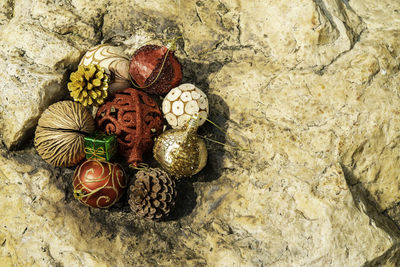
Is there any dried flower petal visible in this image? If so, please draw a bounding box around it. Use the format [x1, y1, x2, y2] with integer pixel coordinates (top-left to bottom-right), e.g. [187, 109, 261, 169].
[68, 64, 109, 107]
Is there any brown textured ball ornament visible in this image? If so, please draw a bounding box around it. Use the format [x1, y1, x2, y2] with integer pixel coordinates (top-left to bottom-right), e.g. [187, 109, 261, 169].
[128, 168, 176, 220]
[96, 88, 164, 166]
[34, 101, 95, 167]
[153, 114, 207, 178]
[73, 159, 126, 208]
[129, 44, 182, 95]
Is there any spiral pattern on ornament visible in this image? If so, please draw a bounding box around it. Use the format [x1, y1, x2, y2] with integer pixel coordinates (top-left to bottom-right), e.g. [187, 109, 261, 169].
[73, 160, 126, 208]
[80, 44, 131, 92]
[96, 88, 164, 166]
[80, 44, 130, 79]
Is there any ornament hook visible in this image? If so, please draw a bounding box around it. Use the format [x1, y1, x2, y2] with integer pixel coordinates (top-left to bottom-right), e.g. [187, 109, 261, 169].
[165, 36, 183, 51]
[200, 118, 251, 153]
[130, 162, 150, 171]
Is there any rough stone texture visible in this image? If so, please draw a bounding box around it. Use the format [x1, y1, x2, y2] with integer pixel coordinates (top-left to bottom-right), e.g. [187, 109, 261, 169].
[1, 0, 400, 266]
[0, 0, 97, 149]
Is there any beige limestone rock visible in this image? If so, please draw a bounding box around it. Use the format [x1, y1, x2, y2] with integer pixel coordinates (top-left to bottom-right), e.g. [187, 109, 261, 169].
[348, 0, 400, 30]
[0, 0, 13, 29]
[0, 19, 93, 148]
[0, 146, 397, 266]
[238, 0, 363, 69]
[1, 0, 400, 266]
[0, 148, 126, 266]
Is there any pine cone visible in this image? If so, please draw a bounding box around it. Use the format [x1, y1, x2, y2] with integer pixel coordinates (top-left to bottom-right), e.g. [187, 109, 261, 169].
[128, 168, 177, 220]
[68, 64, 109, 106]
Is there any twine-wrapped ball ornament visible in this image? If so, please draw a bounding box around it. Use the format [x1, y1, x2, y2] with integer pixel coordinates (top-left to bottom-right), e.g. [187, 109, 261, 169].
[73, 159, 126, 208]
[129, 42, 182, 95]
[68, 64, 109, 106]
[153, 114, 207, 178]
[96, 88, 164, 166]
[162, 83, 208, 129]
[80, 44, 131, 93]
[129, 168, 176, 220]
[34, 101, 95, 167]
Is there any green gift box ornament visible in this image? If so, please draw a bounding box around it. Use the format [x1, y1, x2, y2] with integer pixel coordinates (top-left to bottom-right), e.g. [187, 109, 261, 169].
[84, 132, 117, 161]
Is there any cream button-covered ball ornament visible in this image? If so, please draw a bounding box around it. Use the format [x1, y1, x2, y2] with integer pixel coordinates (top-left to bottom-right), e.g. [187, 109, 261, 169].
[162, 83, 208, 129]
[80, 44, 131, 93]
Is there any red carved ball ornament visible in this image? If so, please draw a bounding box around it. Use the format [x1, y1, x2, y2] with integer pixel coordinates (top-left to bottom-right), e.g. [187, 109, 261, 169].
[129, 45, 182, 95]
[95, 88, 164, 166]
[73, 159, 126, 208]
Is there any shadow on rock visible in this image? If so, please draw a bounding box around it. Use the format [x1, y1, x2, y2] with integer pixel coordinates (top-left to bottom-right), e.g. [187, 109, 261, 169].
[341, 164, 400, 266]
[181, 59, 226, 91]
[163, 179, 197, 221]
[364, 243, 400, 266]
[341, 164, 400, 238]
[181, 58, 230, 184]
[195, 93, 230, 184]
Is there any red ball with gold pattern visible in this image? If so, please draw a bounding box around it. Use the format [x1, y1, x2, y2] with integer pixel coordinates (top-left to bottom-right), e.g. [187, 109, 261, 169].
[73, 159, 126, 208]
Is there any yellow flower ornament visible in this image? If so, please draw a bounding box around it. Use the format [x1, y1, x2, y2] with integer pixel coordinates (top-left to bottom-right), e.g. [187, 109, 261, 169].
[68, 64, 109, 106]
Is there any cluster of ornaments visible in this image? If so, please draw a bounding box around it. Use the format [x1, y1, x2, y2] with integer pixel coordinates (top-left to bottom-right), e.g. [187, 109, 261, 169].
[34, 38, 210, 220]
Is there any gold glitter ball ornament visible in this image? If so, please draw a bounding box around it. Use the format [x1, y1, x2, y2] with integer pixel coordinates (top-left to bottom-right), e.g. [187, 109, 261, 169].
[34, 101, 95, 167]
[153, 114, 207, 178]
[68, 64, 109, 106]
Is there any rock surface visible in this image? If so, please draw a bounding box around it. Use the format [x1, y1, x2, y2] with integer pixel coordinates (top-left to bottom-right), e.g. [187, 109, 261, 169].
[1, 0, 400, 266]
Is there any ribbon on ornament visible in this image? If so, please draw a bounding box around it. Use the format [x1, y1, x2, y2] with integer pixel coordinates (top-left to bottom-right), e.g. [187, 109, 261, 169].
[84, 132, 116, 161]
[84, 146, 106, 161]
[129, 162, 150, 170]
